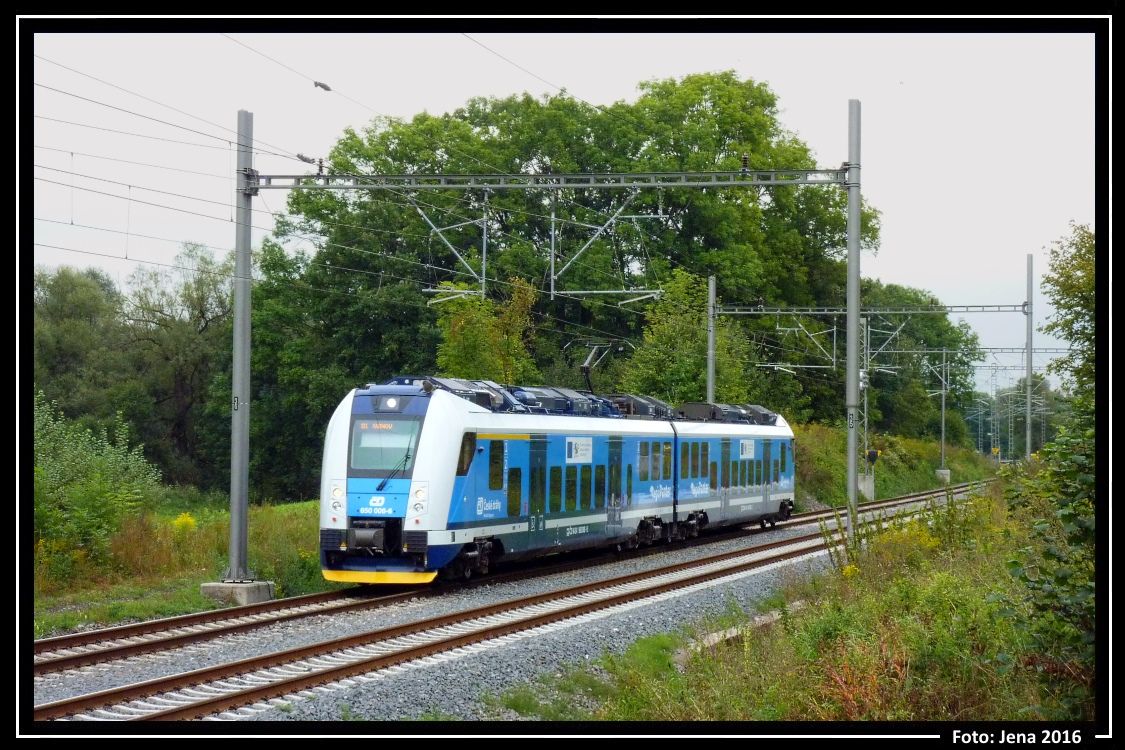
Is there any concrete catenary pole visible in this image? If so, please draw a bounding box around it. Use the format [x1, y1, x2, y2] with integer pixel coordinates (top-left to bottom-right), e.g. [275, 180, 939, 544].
[706, 276, 716, 403]
[225, 110, 253, 581]
[845, 100, 862, 542]
[1026, 254, 1033, 458]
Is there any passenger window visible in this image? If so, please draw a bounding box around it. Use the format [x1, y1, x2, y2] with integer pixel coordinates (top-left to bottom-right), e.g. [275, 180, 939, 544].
[549, 466, 562, 513]
[709, 462, 717, 491]
[639, 442, 649, 481]
[581, 465, 592, 508]
[507, 467, 522, 517]
[488, 440, 504, 489]
[565, 466, 577, 511]
[681, 443, 689, 479]
[691, 442, 700, 478]
[650, 441, 660, 481]
[701, 443, 709, 475]
[626, 464, 633, 501]
[610, 463, 621, 504]
[740, 460, 747, 487]
[456, 433, 477, 476]
[595, 465, 606, 509]
[662, 443, 672, 480]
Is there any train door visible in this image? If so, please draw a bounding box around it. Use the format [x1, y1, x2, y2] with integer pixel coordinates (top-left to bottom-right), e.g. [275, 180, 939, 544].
[762, 440, 772, 513]
[528, 436, 548, 549]
[720, 438, 732, 518]
[607, 436, 623, 536]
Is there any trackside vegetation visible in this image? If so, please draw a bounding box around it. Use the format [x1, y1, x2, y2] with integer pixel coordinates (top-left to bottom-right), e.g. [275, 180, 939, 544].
[485, 486, 1089, 720]
[792, 423, 994, 509]
[31, 391, 989, 636]
[481, 223, 1097, 722]
[32, 392, 340, 637]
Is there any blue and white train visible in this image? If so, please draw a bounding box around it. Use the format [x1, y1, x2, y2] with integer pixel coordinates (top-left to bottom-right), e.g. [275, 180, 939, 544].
[319, 377, 795, 584]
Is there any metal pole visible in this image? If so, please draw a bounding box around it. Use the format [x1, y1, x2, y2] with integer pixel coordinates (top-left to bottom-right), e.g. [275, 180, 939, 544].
[1040, 402, 1046, 449]
[1012, 384, 1021, 461]
[1026, 254, 1033, 459]
[225, 110, 253, 581]
[977, 404, 983, 454]
[845, 100, 861, 542]
[549, 195, 556, 301]
[862, 317, 869, 476]
[940, 348, 946, 469]
[481, 192, 489, 298]
[706, 276, 716, 402]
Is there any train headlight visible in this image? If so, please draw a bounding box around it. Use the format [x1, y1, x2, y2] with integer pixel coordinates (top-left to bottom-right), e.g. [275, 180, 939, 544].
[331, 485, 344, 499]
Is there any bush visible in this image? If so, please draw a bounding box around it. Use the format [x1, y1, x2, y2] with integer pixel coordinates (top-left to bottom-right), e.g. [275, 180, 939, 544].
[1000, 397, 1094, 716]
[34, 391, 162, 588]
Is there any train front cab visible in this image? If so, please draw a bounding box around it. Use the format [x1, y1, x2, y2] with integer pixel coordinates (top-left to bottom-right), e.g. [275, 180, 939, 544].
[319, 386, 442, 584]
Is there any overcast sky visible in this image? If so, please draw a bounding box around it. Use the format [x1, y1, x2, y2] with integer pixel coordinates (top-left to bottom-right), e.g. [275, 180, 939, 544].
[27, 27, 1098, 394]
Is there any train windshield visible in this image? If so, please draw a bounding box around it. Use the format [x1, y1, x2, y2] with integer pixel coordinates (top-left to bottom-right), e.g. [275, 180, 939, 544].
[349, 417, 421, 474]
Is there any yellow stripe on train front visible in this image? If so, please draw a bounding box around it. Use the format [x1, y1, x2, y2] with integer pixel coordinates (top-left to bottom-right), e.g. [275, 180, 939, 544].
[477, 433, 530, 441]
[322, 569, 438, 584]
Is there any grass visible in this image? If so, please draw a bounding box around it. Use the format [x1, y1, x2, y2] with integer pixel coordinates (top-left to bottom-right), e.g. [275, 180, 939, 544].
[793, 423, 995, 509]
[32, 427, 995, 637]
[488, 483, 1085, 721]
[33, 575, 222, 638]
[483, 662, 619, 721]
[33, 498, 348, 636]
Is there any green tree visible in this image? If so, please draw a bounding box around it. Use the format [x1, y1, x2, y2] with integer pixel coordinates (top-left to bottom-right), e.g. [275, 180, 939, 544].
[33, 266, 130, 433]
[436, 278, 541, 383]
[1041, 223, 1094, 399]
[999, 224, 1096, 717]
[282, 71, 881, 394]
[122, 244, 232, 485]
[621, 270, 757, 405]
[860, 280, 982, 441]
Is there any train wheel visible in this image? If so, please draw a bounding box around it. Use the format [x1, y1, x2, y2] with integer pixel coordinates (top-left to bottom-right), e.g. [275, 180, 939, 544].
[768, 516, 777, 528]
[759, 518, 767, 530]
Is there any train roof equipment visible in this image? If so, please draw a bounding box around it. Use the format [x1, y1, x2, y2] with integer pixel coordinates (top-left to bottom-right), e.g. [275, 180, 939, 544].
[381, 376, 780, 425]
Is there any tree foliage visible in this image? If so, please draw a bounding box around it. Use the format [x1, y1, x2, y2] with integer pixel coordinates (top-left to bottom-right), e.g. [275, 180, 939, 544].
[1041, 223, 1094, 399]
[622, 270, 756, 405]
[33, 391, 162, 572]
[33, 266, 129, 434]
[34, 72, 1000, 501]
[122, 244, 232, 484]
[436, 278, 541, 383]
[998, 224, 1096, 717]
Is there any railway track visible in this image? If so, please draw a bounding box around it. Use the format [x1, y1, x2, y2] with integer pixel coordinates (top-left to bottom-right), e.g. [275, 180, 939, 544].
[33, 481, 989, 678]
[36, 528, 842, 721]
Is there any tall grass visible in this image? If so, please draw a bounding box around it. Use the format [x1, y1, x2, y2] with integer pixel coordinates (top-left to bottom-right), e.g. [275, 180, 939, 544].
[582, 490, 1077, 720]
[493, 486, 1078, 721]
